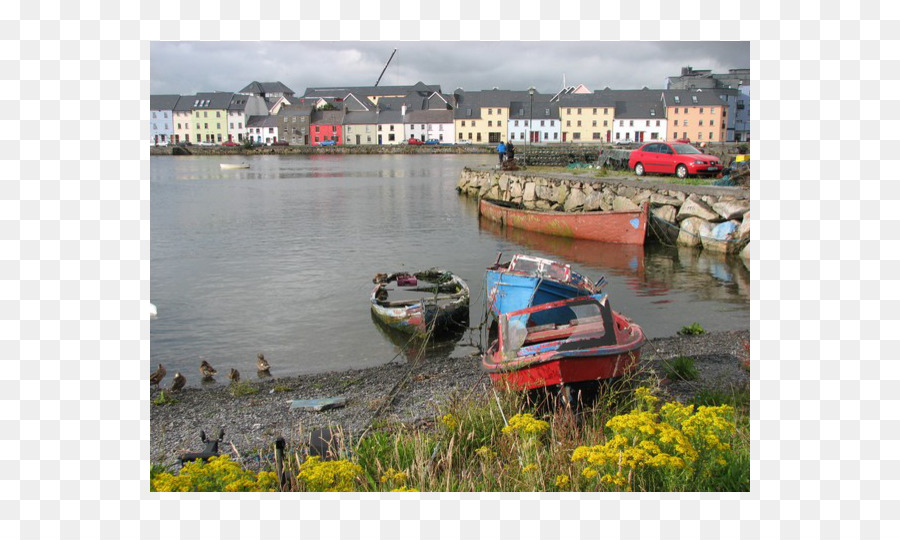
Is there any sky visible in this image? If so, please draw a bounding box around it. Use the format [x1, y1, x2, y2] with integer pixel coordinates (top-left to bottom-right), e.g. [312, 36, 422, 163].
[150, 41, 749, 97]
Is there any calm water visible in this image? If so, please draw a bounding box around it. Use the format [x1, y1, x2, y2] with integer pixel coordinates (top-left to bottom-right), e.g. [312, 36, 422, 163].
[151, 154, 749, 380]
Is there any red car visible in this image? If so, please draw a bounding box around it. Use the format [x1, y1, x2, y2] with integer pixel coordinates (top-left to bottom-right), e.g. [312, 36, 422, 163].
[407, 138, 424, 145]
[628, 142, 722, 179]
[221, 141, 239, 147]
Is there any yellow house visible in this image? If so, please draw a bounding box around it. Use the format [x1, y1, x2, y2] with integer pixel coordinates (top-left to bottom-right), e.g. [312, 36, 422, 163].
[556, 93, 616, 144]
[189, 92, 233, 144]
[453, 90, 521, 144]
[662, 90, 728, 142]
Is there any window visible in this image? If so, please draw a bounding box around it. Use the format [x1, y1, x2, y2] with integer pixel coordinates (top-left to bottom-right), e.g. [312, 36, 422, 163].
[646, 121, 650, 126]
[698, 132, 702, 139]
[576, 121, 581, 127]
[684, 120, 688, 126]
[567, 108, 571, 114]
[204, 123, 208, 129]
[196, 123, 200, 129]
[421, 125, 425, 129]
[577, 108, 582, 114]
[540, 120, 545, 127]
[674, 108, 679, 114]
[592, 108, 597, 114]
[674, 120, 679, 126]
[650, 109, 656, 117]
[710, 120, 715, 126]
[615, 132, 620, 140]
[217, 123, 220, 129]
[573, 132, 581, 140]
[217, 111, 221, 117]
[152, 112, 157, 118]
[177, 123, 181, 129]
[691, 96, 698, 104]
[204, 111, 207, 117]
[603, 108, 608, 114]
[651, 132, 658, 140]
[514, 120, 519, 127]
[550, 121, 555, 126]
[656, 120, 660, 126]
[566, 120, 571, 127]
[592, 132, 601, 139]
[217, 134, 222, 142]
[710, 132, 714, 140]
[461, 121, 465, 127]
[674, 96, 680, 104]
[603, 120, 608, 127]
[152, 123, 157, 130]
[238, 123, 242, 129]
[390, 125, 394, 131]
[164, 112, 168, 118]
[619, 120, 624, 127]
[592, 120, 597, 127]
[699, 120, 704, 126]
[545, 108, 549, 115]
[498, 121, 502, 127]
[488, 121, 492, 127]
[552, 132, 557, 139]
[699, 108, 704, 113]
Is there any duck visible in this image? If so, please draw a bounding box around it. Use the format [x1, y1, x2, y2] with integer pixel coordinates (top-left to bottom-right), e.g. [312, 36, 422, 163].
[171, 372, 186, 392]
[228, 368, 240, 383]
[150, 364, 166, 386]
[199, 360, 217, 379]
[257, 353, 271, 373]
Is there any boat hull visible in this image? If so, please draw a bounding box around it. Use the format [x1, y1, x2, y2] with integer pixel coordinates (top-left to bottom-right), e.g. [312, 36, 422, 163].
[485, 348, 642, 391]
[370, 270, 470, 337]
[479, 198, 649, 245]
[485, 270, 590, 317]
[220, 163, 249, 170]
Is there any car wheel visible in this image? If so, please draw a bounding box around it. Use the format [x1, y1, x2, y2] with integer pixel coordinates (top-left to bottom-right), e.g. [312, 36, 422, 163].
[676, 164, 688, 179]
[634, 163, 645, 176]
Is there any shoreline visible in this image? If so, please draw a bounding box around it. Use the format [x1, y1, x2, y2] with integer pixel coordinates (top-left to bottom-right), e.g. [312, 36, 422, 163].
[150, 329, 750, 467]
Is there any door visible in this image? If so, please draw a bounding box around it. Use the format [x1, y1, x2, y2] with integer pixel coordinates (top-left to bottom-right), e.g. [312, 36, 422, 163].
[355, 135, 361, 145]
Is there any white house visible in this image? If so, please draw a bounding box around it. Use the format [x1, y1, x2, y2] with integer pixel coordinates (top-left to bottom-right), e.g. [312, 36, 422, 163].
[507, 98, 560, 144]
[150, 95, 180, 144]
[226, 94, 268, 143]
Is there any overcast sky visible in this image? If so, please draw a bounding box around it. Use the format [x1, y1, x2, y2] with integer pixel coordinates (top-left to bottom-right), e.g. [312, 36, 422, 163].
[151, 41, 749, 97]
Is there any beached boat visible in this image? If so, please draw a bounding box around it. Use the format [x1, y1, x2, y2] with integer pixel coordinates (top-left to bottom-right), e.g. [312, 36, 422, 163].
[479, 198, 649, 245]
[371, 269, 470, 337]
[485, 253, 603, 317]
[220, 163, 250, 170]
[482, 294, 645, 392]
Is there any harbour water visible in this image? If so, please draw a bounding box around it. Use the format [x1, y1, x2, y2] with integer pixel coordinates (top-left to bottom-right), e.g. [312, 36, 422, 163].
[151, 154, 749, 380]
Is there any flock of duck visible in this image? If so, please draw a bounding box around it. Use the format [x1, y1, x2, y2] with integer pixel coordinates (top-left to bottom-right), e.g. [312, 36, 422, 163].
[150, 353, 272, 392]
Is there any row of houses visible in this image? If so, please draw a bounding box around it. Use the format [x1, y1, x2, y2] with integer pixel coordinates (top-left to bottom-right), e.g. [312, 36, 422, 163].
[150, 69, 750, 147]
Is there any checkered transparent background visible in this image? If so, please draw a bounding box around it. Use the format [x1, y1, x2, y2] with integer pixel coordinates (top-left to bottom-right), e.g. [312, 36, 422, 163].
[1, 0, 892, 537]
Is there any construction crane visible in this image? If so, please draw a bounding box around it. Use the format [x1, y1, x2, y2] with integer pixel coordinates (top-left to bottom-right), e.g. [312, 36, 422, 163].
[374, 48, 397, 87]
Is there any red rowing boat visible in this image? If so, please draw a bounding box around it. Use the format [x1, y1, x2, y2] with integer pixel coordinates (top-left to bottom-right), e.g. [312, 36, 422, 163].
[482, 294, 645, 392]
[479, 198, 649, 245]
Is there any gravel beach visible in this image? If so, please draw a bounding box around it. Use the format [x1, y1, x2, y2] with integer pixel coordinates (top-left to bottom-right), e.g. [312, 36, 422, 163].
[150, 330, 750, 467]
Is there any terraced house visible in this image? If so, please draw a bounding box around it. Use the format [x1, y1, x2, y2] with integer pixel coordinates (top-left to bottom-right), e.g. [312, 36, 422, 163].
[150, 94, 179, 145]
[507, 94, 559, 144]
[555, 91, 616, 143]
[405, 92, 455, 143]
[596, 89, 668, 143]
[277, 105, 312, 145]
[454, 89, 524, 144]
[226, 94, 268, 143]
[189, 92, 233, 144]
[662, 90, 728, 142]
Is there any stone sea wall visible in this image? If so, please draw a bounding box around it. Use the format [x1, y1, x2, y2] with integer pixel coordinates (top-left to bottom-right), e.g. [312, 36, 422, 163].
[456, 168, 751, 260]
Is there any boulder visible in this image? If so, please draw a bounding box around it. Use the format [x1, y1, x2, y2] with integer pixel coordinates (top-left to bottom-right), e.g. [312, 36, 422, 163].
[564, 188, 586, 211]
[651, 204, 678, 224]
[677, 194, 720, 222]
[535, 200, 553, 210]
[613, 196, 640, 212]
[583, 191, 605, 211]
[650, 192, 683, 207]
[738, 212, 750, 240]
[498, 175, 509, 191]
[618, 185, 638, 199]
[701, 195, 719, 206]
[535, 184, 555, 201]
[740, 242, 750, 261]
[509, 180, 523, 199]
[677, 217, 713, 248]
[632, 189, 653, 206]
[712, 200, 750, 221]
[486, 185, 501, 201]
[701, 220, 743, 254]
[523, 182, 536, 201]
[668, 190, 687, 202]
[556, 183, 570, 205]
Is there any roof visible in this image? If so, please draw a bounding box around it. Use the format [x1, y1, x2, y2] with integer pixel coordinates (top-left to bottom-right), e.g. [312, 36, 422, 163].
[173, 95, 196, 112]
[239, 81, 296, 95]
[556, 92, 616, 108]
[278, 105, 313, 118]
[507, 100, 558, 120]
[302, 82, 442, 100]
[452, 90, 546, 119]
[661, 90, 728, 107]
[246, 115, 279, 128]
[310, 110, 344, 126]
[150, 94, 181, 111]
[227, 95, 254, 111]
[192, 92, 236, 110]
[595, 89, 665, 119]
[405, 109, 454, 123]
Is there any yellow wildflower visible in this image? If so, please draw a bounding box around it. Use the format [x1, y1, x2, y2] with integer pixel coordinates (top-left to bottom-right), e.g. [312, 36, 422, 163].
[475, 445, 496, 460]
[440, 413, 459, 431]
[555, 475, 570, 489]
[391, 486, 420, 492]
[521, 463, 538, 474]
[297, 456, 362, 492]
[501, 413, 550, 437]
[150, 455, 278, 492]
[581, 467, 598, 479]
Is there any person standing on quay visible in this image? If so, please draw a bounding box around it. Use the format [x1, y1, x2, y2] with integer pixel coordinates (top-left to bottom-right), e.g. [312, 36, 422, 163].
[506, 140, 515, 162]
[497, 141, 507, 165]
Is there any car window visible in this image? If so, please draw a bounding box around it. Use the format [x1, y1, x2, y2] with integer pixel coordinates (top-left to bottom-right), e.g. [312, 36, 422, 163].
[643, 143, 659, 153]
[671, 143, 701, 155]
[658, 144, 672, 154]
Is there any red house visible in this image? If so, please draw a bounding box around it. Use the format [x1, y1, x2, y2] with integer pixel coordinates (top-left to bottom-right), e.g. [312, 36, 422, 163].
[310, 110, 344, 145]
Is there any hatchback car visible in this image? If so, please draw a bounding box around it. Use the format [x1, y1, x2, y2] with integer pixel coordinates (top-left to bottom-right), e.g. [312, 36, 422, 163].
[221, 141, 239, 147]
[407, 138, 424, 145]
[317, 140, 337, 146]
[628, 142, 722, 178]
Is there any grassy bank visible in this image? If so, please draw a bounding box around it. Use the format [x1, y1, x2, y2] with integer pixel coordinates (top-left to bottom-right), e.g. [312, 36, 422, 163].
[152, 373, 750, 492]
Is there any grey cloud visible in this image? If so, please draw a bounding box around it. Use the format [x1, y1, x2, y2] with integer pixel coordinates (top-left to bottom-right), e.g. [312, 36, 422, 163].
[151, 41, 749, 96]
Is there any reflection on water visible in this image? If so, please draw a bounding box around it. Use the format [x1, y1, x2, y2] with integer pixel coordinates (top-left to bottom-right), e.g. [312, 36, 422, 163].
[151, 154, 748, 379]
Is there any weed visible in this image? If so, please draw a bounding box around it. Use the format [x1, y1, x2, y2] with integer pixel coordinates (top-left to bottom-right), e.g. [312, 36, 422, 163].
[229, 381, 259, 397]
[664, 356, 699, 381]
[273, 385, 292, 393]
[679, 322, 706, 336]
[152, 391, 178, 406]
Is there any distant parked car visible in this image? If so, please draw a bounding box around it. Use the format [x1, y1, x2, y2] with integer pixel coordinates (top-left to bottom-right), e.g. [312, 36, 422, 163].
[271, 141, 289, 146]
[407, 138, 424, 145]
[628, 142, 723, 179]
[424, 139, 440, 145]
[457, 139, 471, 145]
[675, 138, 692, 144]
[317, 140, 337, 146]
[221, 141, 239, 147]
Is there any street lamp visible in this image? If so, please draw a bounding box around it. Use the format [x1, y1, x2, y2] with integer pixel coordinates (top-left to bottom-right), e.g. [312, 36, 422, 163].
[528, 86, 535, 145]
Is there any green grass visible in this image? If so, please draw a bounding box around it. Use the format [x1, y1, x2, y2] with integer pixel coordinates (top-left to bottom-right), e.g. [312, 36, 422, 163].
[679, 322, 706, 336]
[152, 391, 178, 406]
[664, 356, 699, 381]
[229, 381, 259, 397]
